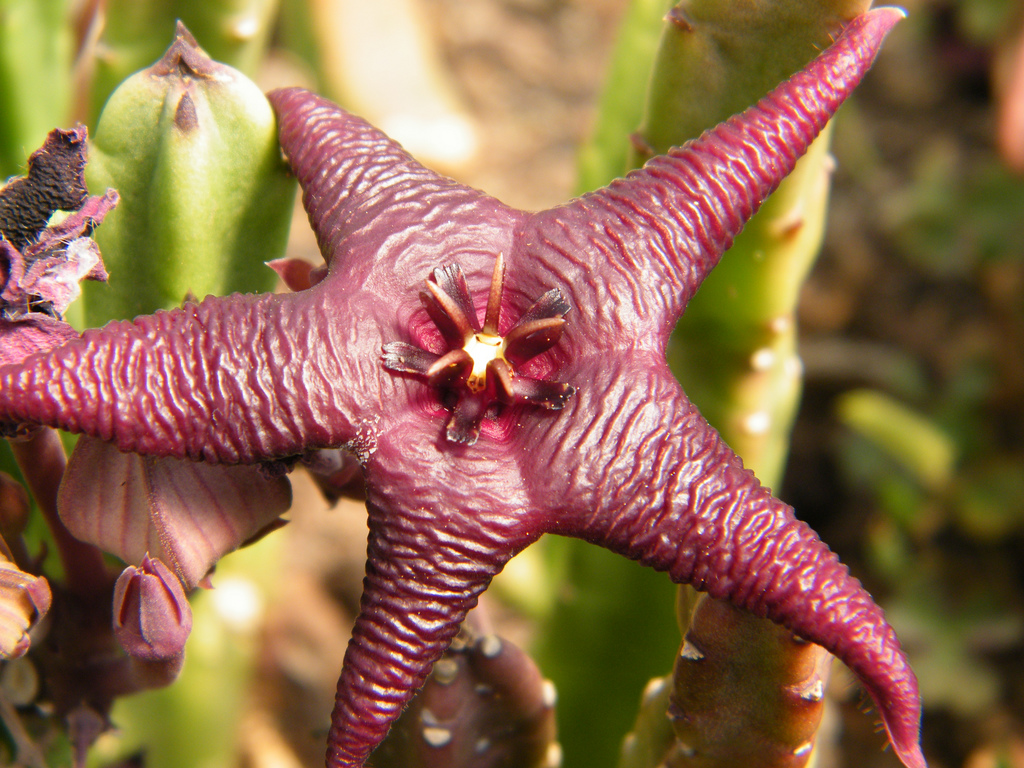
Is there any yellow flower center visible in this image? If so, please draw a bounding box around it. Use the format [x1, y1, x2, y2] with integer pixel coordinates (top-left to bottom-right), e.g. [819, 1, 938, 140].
[463, 332, 505, 393]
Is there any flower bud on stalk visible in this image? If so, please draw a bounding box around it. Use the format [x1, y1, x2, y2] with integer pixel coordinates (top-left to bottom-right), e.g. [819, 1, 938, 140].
[84, 22, 295, 326]
[112, 554, 192, 661]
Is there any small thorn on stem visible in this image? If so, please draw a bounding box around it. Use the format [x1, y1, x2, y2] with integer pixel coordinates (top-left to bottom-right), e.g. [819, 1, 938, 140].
[629, 131, 655, 160]
[666, 5, 695, 32]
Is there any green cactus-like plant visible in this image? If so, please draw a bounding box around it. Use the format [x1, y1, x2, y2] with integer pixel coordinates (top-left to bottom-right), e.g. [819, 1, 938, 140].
[84, 22, 295, 326]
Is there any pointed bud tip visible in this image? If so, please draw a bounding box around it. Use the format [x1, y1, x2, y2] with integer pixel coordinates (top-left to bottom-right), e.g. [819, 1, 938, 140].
[173, 20, 200, 49]
[151, 21, 214, 79]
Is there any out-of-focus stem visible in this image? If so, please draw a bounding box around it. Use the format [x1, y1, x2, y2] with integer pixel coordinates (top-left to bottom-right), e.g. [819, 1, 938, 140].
[0, 0, 73, 176]
[9, 429, 109, 596]
[575, 0, 675, 195]
[288, 0, 477, 169]
[0, 691, 48, 768]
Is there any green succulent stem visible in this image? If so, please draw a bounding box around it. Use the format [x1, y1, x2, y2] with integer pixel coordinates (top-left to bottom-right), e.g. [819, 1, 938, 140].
[551, 2, 874, 768]
[575, 0, 676, 195]
[0, 0, 73, 177]
[87, 0, 279, 124]
[83, 23, 295, 325]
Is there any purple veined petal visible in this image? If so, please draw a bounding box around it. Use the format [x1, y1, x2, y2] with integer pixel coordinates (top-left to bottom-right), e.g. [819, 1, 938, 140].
[0, 290, 360, 462]
[58, 436, 291, 588]
[519, 7, 905, 351]
[323, 452, 537, 768]
[528, 355, 925, 768]
[0, 315, 79, 368]
[268, 88, 507, 284]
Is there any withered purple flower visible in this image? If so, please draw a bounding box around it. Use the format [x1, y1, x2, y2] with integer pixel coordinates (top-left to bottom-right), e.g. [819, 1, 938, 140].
[0, 9, 925, 768]
[0, 126, 118, 367]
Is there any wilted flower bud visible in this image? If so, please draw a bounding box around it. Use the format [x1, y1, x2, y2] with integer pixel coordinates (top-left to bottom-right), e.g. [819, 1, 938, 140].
[85, 21, 295, 325]
[113, 554, 192, 661]
[0, 552, 51, 659]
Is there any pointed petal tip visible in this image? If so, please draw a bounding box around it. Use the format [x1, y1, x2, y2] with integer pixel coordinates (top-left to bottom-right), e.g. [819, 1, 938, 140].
[854, 6, 906, 47]
[876, 694, 928, 768]
[265, 86, 308, 114]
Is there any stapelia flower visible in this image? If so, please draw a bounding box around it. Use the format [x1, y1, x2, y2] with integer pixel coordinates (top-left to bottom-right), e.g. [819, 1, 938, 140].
[0, 126, 117, 367]
[0, 9, 926, 768]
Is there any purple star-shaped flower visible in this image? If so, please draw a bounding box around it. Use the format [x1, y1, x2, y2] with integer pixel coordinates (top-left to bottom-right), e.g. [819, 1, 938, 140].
[0, 9, 925, 768]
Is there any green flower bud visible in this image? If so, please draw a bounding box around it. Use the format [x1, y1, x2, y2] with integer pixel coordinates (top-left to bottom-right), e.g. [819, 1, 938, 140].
[87, 0, 280, 123]
[84, 22, 295, 325]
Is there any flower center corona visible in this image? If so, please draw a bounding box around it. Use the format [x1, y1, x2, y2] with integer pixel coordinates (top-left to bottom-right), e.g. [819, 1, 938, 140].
[381, 254, 575, 445]
[464, 333, 504, 393]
